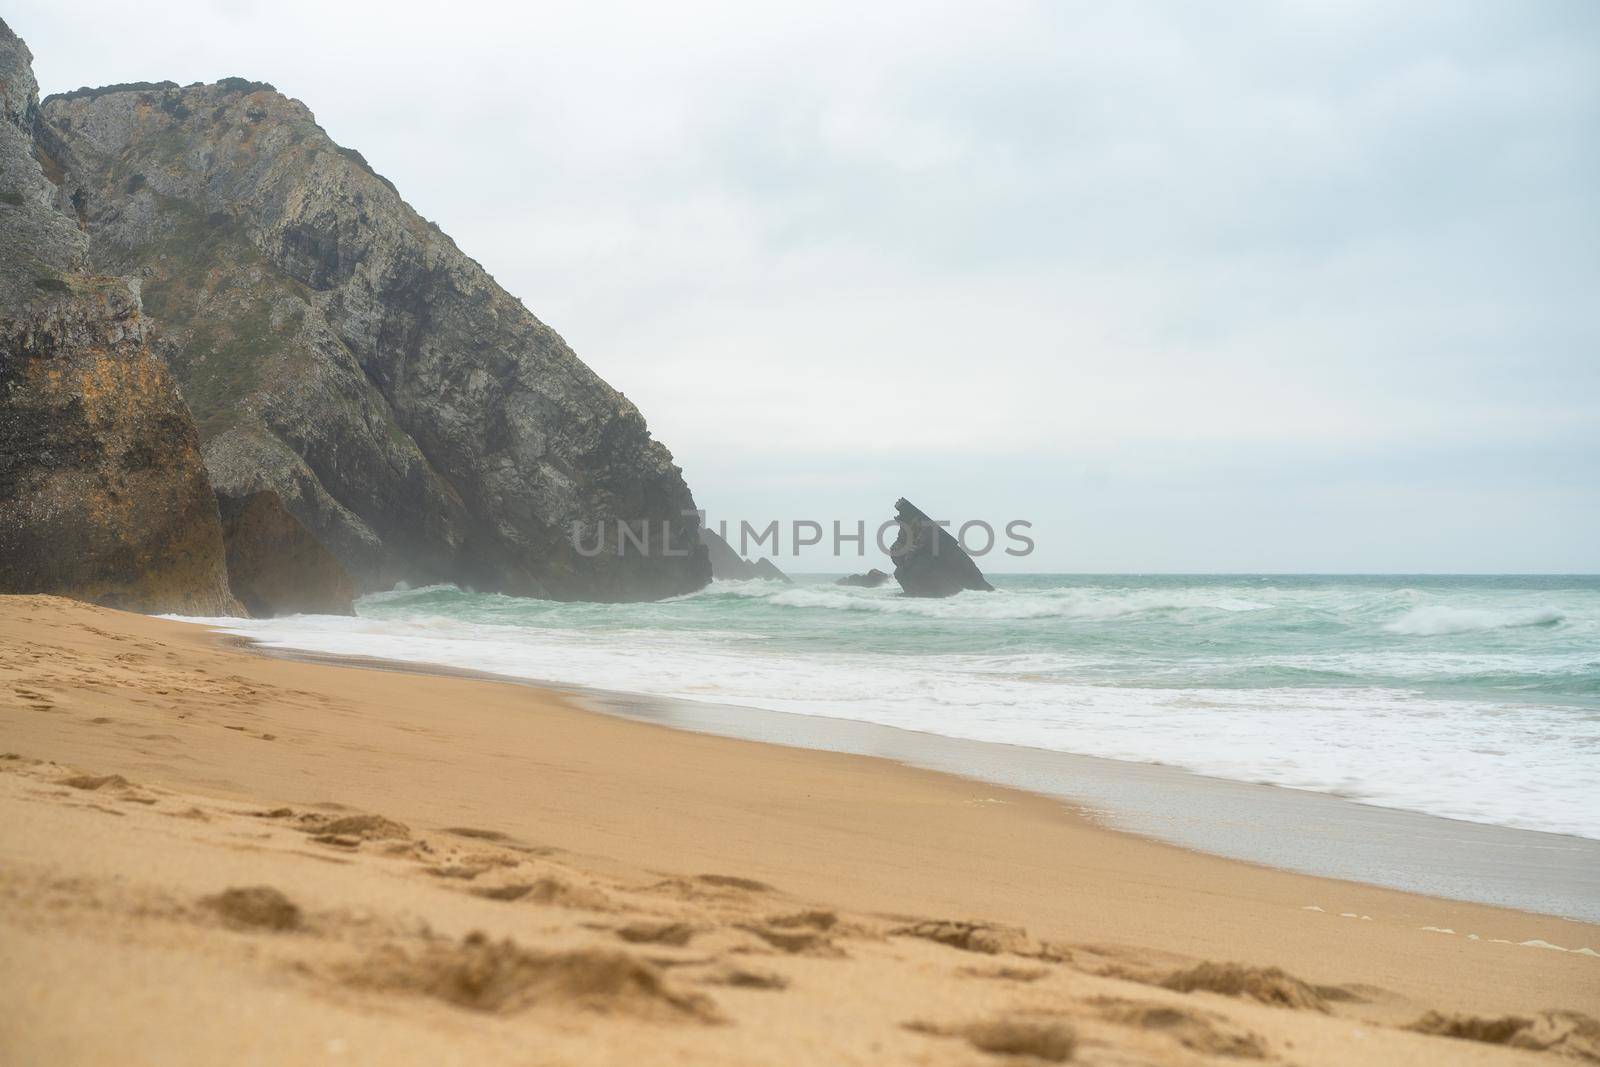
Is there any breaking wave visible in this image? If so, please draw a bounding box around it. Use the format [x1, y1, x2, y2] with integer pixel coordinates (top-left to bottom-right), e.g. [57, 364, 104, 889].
[715, 580, 1271, 621]
[1384, 606, 1564, 636]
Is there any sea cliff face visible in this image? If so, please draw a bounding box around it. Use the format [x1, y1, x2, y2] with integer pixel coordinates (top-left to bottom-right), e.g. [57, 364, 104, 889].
[217, 490, 356, 618]
[0, 19, 235, 614]
[39, 78, 709, 601]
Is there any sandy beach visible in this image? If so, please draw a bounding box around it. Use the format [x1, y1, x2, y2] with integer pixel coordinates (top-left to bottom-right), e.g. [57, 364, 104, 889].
[1, 594, 1596, 1066]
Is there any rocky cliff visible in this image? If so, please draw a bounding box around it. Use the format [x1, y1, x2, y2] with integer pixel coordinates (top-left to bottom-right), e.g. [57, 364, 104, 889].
[217, 490, 355, 617]
[39, 77, 709, 601]
[0, 19, 236, 614]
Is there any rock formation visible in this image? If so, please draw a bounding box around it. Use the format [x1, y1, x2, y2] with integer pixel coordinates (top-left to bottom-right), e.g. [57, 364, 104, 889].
[751, 557, 793, 584]
[217, 490, 356, 617]
[39, 75, 709, 601]
[701, 528, 756, 580]
[836, 568, 890, 588]
[700, 528, 793, 583]
[888, 498, 993, 597]
[0, 19, 236, 615]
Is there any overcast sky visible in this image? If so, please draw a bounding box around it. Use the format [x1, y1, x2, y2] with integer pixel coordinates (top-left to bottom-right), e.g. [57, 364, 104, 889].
[13, 1, 1598, 571]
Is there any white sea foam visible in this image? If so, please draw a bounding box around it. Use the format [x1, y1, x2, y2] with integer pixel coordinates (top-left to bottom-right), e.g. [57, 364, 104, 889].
[723, 582, 1273, 621]
[1384, 606, 1564, 636]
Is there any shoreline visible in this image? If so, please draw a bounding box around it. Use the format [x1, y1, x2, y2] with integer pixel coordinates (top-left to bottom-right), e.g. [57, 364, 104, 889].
[245, 639, 1600, 924]
[192, 571, 1600, 850]
[2, 594, 1596, 1065]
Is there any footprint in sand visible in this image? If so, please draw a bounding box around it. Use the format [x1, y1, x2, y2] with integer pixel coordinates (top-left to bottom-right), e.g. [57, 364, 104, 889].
[424, 850, 519, 881]
[1408, 1008, 1600, 1059]
[203, 886, 303, 932]
[765, 909, 839, 931]
[272, 812, 414, 851]
[336, 932, 720, 1022]
[1144, 961, 1345, 1013]
[440, 827, 555, 855]
[616, 921, 697, 947]
[471, 876, 614, 912]
[735, 923, 844, 957]
[1093, 997, 1268, 1059]
[165, 807, 211, 821]
[695, 963, 789, 990]
[958, 965, 1051, 983]
[905, 1017, 1077, 1063]
[57, 771, 149, 796]
[643, 874, 779, 904]
[314, 814, 411, 840]
[13, 687, 59, 711]
[696, 874, 774, 893]
[892, 919, 1069, 962]
[312, 834, 362, 849]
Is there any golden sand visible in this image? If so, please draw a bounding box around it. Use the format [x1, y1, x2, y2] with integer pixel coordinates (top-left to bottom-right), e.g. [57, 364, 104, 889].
[1, 594, 1595, 1065]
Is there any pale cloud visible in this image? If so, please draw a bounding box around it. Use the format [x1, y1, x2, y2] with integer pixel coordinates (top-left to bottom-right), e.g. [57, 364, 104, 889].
[13, 0, 1598, 569]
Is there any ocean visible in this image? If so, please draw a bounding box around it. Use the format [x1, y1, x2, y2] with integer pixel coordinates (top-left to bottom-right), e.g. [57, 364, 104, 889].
[185, 574, 1600, 842]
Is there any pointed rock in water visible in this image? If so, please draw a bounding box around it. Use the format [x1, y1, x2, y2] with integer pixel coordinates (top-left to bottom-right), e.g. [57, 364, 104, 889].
[39, 75, 709, 602]
[0, 19, 236, 615]
[217, 490, 356, 616]
[701, 527, 759, 581]
[888, 498, 993, 598]
[700, 528, 791, 583]
[751, 557, 792, 584]
[836, 568, 890, 588]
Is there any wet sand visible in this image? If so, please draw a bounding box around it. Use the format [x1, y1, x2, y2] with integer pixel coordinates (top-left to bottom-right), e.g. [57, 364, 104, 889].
[1, 594, 1596, 1065]
[260, 643, 1600, 922]
[579, 688, 1600, 923]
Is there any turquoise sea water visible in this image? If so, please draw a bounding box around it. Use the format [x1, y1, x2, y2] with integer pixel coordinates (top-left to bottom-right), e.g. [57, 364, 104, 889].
[195, 574, 1600, 840]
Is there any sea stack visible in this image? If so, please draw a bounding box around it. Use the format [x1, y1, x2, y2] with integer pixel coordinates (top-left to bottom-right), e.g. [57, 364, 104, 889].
[837, 568, 890, 588]
[701, 528, 756, 580]
[700, 528, 793, 583]
[751, 557, 793, 583]
[888, 498, 993, 597]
